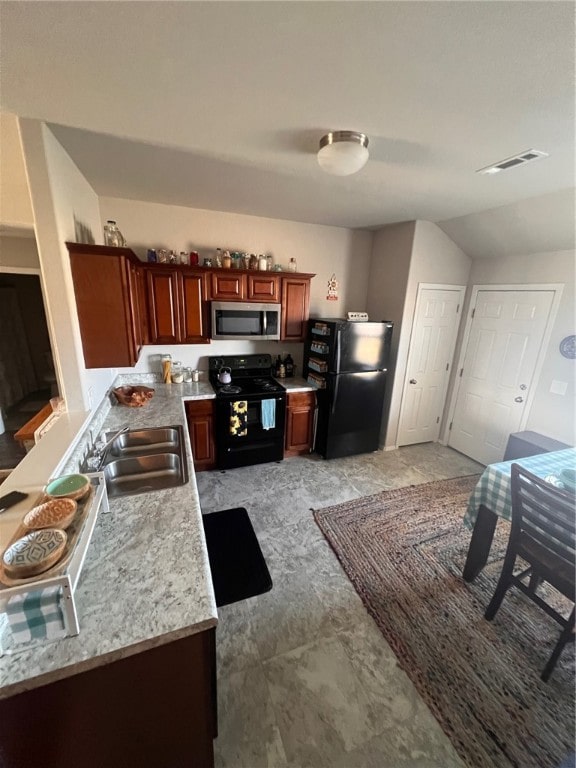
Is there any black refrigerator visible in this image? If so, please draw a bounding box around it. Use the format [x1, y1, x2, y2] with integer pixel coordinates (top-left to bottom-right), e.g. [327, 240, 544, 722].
[303, 318, 393, 459]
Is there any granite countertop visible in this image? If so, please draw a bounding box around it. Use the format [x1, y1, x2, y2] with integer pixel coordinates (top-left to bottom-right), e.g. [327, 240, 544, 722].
[276, 376, 316, 393]
[0, 382, 218, 699]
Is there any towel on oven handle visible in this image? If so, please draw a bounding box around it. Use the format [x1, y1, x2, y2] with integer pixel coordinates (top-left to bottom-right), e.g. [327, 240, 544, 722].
[230, 400, 248, 436]
[261, 399, 276, 431]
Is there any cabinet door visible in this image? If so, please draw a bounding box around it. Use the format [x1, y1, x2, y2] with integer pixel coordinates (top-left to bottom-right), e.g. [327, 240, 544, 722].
[69, 252, 139, 368]
[129, 264, 149, 348]
[285, 391, 316, 456]
[185, 400, 216, 471]
[180, 273, 210, 344]
[247, 274, 280, 302]
[211, 272, 246, 300]
[146, 268, 181, 343]
[281, 278, 311, 341]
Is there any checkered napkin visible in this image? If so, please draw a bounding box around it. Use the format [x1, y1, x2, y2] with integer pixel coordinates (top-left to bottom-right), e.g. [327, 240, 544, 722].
[5, 586, 67, 644]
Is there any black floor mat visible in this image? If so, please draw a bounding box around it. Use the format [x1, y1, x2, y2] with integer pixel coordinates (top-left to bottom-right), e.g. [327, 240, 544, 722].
[202, 507, 272, 607]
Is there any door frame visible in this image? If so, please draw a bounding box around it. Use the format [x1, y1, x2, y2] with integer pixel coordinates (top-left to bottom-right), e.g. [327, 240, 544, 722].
[442, 282, 563, 448]
[398, 282, 466, 446]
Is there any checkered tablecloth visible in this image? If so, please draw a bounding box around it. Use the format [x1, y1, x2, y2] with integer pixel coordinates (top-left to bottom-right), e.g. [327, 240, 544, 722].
[464, 447, 576, 529]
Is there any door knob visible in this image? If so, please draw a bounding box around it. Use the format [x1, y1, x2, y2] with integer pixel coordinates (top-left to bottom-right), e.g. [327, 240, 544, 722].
[519, 384, 527, 390]
[410, 379, 417, 384]
[514, 396, 524, 403]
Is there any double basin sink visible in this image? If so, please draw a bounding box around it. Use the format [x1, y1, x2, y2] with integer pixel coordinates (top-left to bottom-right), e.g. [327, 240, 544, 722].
[100, 425, 189, 498]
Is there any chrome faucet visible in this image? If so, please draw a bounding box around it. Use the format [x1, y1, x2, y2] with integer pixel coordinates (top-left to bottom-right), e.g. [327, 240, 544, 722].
[86, 424, 129, 472]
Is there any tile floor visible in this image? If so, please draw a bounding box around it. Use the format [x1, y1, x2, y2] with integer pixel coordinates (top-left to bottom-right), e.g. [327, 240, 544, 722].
[196, 443, 484, 768]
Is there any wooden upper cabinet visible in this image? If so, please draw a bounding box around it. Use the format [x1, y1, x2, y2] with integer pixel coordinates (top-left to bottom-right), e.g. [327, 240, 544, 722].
[211, 272, 246, 300]
[146, 267, 181, 344]
[67, 243, 144, 368]
[247, 274, 280, 302]
[179, 272, 209, 344]
[146, 267, 209, 344]
[281, 277, 311, 341]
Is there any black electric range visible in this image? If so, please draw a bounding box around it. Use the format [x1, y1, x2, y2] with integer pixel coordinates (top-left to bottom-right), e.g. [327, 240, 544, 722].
[208, 354, 287, 469]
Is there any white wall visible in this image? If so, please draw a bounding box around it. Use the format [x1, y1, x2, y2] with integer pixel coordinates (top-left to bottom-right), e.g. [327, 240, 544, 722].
[18, 119, 112, 411]
[100, 197, 372, 319]
[0, 235, 40, 269]
[366, 221, 415, 446]
[466, 249, 575, 446]
[367, 220, 471, 448]
[0, 113, 34, 228]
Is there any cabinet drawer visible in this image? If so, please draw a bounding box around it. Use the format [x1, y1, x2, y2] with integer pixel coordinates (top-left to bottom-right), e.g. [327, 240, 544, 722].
[211, 273, 246, 300]
[247, 274, 280, 302]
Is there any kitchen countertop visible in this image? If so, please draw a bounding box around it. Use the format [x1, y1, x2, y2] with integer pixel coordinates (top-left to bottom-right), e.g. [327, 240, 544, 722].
[276, 376, 316, 393]
[0, 383, 218, 699]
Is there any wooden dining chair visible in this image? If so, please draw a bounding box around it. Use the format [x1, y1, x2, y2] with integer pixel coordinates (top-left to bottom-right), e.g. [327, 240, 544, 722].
[484, 463, 575, 682]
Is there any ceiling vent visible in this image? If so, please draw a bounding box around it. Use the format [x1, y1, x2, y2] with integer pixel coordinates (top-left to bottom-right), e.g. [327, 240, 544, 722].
[476, 149, 549, 175]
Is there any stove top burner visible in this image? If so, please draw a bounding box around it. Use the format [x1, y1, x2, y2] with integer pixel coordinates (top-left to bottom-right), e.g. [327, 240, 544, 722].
[218, 384, 243, 395]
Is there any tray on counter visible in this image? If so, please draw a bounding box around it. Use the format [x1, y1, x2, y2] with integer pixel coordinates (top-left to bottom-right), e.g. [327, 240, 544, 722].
[0, 475, 108, 639]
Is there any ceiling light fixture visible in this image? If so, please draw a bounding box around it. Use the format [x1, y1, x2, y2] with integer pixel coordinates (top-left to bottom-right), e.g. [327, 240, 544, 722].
[317, 131, 369, 176]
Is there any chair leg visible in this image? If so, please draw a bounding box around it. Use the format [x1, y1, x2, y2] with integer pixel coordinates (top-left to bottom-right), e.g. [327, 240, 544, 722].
[485, 553, 517, 621]
[541, 608, 575, 683]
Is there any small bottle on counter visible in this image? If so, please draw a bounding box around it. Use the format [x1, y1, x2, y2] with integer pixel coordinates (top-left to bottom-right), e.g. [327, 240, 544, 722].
[284, 353, 294, 378]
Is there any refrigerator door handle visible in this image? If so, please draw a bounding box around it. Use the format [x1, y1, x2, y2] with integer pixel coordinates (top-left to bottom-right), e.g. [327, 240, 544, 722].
[336, 330, 342, 373]
[312, 399, 319, 452]
[331, 376, 340, 414]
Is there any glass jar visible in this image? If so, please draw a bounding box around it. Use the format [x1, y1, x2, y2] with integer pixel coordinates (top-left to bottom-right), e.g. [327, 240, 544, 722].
[104, 220, 123, 247]
[183, 366, 193, 383]
[180, 251, 190, 265]
[171, 361, 184, 383]
[288, 257, 298, 273]
[249, 253, 258, 270]
[158, 249, 168, 263]
[258, 254, 267, 271]
[222, 250, 232, 269]
[266, 254, 273, 271]
[161, 354, 172, 383]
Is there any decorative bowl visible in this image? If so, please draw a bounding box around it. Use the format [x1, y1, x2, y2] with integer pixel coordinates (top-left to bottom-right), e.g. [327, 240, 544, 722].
[113, 386, 155, 407]
[23, 498, 77, 531]
[45, 474, 90, 501]
[3, 528, 67, 578]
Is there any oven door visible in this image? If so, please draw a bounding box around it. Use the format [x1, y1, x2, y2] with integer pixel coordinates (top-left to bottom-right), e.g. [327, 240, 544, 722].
[215, 395, 286, 469]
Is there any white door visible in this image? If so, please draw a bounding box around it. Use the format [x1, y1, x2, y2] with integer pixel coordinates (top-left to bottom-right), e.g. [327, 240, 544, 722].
[448, 289, 555, 465]
[398, 286, 465, 446]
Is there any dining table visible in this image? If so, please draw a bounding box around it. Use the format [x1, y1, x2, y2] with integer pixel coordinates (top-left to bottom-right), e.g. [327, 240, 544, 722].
[462, 447, 576, 582]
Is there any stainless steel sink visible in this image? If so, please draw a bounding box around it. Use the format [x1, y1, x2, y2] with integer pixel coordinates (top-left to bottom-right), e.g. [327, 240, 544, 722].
[108, 426, 182, 457]
[101, 425, 188, 497]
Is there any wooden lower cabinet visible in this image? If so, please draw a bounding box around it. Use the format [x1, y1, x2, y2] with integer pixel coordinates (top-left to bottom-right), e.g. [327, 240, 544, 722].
[0, 629, 217, 768]
[185, 399, 216, 471]
[285, 391, 316, 456]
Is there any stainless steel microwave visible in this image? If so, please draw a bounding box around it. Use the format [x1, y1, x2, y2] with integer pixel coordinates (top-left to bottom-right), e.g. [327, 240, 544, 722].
[211, 301, 281, 341]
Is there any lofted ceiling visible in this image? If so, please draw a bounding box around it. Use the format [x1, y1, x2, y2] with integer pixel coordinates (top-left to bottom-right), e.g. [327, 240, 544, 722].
[1, 1, 574, 257]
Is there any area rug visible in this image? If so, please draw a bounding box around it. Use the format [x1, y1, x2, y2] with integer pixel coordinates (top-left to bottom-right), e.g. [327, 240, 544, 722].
[313, 476, 575, 768]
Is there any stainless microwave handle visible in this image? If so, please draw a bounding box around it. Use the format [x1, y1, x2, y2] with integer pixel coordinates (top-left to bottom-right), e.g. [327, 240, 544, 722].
[263, 309, 267, 336]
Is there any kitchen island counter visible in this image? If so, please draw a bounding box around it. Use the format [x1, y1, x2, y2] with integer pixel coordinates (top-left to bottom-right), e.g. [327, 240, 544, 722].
[0, 382, 217, 700]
